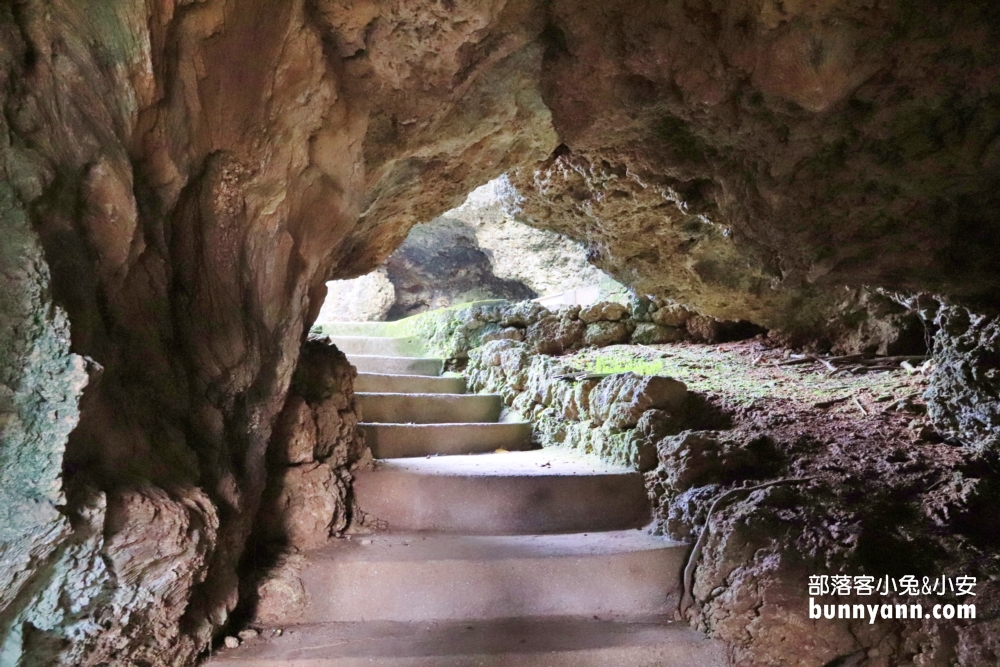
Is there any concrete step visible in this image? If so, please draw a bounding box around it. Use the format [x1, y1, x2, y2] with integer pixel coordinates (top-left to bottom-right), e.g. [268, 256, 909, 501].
[355, 372, 466, 394]
[208, 616, 727, 666]
[353, 450, 650, 534]
[326, 335, 425, 357]
[362, 422, 533, 458]
[348, 355, 444, 376]
[357, 393, 503, 425]
[293, 531, 686, 623]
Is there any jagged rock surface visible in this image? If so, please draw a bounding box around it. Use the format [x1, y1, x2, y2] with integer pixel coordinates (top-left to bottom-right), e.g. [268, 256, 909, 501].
[257, 338, 365, 550]
[927, 306, 1000, 452]
[317, 178, 612, 322]
[502, 0, 1000, 343]
[446, 178, 610, 298]
[466, 339, 721, 470]
[0, 1, 552, 663]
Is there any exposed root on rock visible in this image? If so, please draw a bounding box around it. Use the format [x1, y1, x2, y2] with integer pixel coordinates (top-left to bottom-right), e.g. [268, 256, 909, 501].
[678, 476, 816, 618]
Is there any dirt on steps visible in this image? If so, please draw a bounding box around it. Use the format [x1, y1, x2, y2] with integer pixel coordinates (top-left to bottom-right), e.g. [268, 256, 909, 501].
[205, 616, 727, 667]
[214, 342, 726, 666]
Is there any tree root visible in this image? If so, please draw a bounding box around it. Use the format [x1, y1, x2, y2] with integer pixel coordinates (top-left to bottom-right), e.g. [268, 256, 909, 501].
[775, 353, 928, 375]
[677, 477, 816, 618]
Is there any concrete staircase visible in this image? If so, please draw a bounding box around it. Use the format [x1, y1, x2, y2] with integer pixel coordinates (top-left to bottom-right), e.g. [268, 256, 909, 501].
[210, 334, 727, 666]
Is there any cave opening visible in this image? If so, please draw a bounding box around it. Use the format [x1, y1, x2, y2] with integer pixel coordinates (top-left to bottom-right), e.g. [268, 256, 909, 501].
[317, 177, 620, 324]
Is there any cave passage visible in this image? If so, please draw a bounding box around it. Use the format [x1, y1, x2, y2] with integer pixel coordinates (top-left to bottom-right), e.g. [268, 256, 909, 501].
[3, 1, 999, 665]
[223, 289, 968, 667]
[319, 178, 618, 323]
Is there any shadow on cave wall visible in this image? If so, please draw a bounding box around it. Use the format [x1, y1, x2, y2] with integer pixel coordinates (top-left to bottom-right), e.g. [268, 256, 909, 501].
[384, 216, 537, 320]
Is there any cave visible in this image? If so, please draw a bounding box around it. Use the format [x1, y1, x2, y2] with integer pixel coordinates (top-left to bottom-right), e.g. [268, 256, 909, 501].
[318, 177, 619, 321]
[1, 1, 999, 666]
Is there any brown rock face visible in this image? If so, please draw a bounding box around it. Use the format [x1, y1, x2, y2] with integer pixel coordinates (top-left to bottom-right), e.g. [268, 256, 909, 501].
[262, 462, 346, 550]
[0, 0, 373, 659]
[325, 0, 558, 276]
[0, 1, 548, 663]
[504, 0, 1000, 340]
[258, 338, 365, 550]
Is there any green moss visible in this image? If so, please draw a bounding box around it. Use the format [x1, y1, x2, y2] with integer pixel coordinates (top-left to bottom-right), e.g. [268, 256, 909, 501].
[313, 299, 511, 357]
[567, 343, 923, 410]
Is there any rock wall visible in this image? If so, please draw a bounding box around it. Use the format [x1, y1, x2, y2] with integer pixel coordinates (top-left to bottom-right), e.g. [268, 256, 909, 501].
[926, 305, 1000, 452]
[0, 1, 373, 660]
[0, 1, 554, 663]
[0, 183, 92, 666]
[499, 0, 1000, 342]
[439, 177, 610, 299]
[257, 338, 365, 550]
[383, 216, 537, 320]
[645, 421, 1000, 667]
[467, 337, 1000, 666]
[248, 337, 366, 626]
[311, 298, 756, 372]
[317, 178, 610, 322]
[466, 339, 725, 470]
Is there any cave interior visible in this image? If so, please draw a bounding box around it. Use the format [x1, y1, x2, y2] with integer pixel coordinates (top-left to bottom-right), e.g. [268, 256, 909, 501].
[1, 1, 1000, 666]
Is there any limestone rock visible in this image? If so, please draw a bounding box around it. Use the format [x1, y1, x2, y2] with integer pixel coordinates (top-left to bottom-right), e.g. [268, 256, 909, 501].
[481, 326, 525, 344]
[382, 216, 537, 319]
[499, 301, 549, 328]
[636, 408, 689, 443]
[651, 304, 692, 328]
[254, 553, 308, 625]
[3, 0, 1000, 664]
[927, 306, 1000, 452]
[326, 178, 610, 321]
[589, 374, 688, 429]
[525, 312, 586, 355]
[259, 337, 364, 555]
[314, 396, 355, 464]
[262, 463, 345, 550]
[271, 397, 318, 465]
[957, 620, 1000, 666]
[631, 323, 686, 345]
[685, 316, 721, 343]
[318, 269, 396, 323]
[454, 178, 610, 297]
[921, 473, 1000, 544]
[579, 302, 629, 324]
[654, 432, 726, 492]
[294, 340, 358, 406]
[583, 321, 630, 347]
[503, 0, 1000, 347]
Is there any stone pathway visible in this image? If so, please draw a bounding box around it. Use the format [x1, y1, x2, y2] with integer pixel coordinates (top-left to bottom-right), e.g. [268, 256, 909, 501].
[208, 336, 726, 666]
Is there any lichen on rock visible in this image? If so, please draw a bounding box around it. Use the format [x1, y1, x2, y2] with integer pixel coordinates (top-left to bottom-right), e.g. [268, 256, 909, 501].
[926, 305, 1000, 452]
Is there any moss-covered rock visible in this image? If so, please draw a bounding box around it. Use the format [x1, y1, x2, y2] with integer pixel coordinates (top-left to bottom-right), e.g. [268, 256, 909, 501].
[467, 339, 702, 471]
[584, 321, 630, 346]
